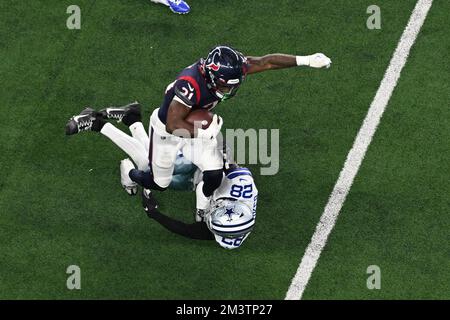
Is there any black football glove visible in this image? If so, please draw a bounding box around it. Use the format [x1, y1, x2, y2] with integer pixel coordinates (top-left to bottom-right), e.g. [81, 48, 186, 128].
[142, 188, 158, 217]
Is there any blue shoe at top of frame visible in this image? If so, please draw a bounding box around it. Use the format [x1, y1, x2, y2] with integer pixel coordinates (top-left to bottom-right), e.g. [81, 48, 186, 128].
[167, 0, 190, 14]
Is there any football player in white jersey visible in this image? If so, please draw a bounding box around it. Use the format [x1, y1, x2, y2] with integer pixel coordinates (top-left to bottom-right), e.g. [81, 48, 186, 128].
[142, 160, 258, 250]
[65, 101, 257, 249]
[66, 46, 331, 233]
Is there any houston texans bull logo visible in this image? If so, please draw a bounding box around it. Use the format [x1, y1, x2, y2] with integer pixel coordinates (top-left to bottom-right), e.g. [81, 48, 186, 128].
[205, 47, 221, 71]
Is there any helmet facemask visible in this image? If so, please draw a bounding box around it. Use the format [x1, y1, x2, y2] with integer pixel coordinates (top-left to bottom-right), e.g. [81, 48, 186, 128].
[215, 79, 241, 101]
[205, 70, 242, 101]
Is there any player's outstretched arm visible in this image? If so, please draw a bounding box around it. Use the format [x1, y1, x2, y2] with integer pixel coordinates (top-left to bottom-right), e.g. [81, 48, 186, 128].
[246, 53, 332, 74]
[142, 190, 214, 240]
[148, 208, 214, 240]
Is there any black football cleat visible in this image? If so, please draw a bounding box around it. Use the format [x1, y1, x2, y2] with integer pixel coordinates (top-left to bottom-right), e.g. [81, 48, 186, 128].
[99, 101, 141, 126]
[65, 108, 104, 135]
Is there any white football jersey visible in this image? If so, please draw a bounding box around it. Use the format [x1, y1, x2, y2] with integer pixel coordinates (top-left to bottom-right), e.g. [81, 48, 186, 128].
[211, 167, 258, 249]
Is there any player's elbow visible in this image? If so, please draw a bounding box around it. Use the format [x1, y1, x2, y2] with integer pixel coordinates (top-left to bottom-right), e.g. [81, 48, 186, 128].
[264, 63, 275, 71]
[165, 118, 179, 134]
[166, 119, 186, 136]
[165, 123, 174, 134]
[260, 56, 274, 69]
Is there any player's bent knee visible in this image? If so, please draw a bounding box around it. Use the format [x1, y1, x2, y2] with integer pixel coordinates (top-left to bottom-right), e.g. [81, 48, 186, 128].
[134, 155, 150, 172]
[202, 169, 223, 197]
[153, 176, 172, 189]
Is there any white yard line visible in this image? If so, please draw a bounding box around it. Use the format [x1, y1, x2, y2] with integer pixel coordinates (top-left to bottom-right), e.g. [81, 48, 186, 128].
[285, 0, 434, 300]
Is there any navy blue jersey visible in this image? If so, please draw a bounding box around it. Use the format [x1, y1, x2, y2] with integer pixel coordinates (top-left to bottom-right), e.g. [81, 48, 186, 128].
[158, 60, 220, 124]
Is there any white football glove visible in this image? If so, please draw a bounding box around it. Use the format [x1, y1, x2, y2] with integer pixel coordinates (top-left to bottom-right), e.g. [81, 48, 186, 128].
[197, 114, 223, 139]
[308, 53, 332, 68]
[297, 53, 332, 69]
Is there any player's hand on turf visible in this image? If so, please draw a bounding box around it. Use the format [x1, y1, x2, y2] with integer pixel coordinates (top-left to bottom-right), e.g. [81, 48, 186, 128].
[197, 114, 223, 139]
[308, 53, 332, 68]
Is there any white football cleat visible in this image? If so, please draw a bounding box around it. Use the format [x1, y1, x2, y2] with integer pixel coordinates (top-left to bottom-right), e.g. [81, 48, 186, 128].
[120, 158, 138, 196]
[151, 0, 190, 14]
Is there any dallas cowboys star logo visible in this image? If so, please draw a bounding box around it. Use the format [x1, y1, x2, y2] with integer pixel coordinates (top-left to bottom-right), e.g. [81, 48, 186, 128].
[225, 208, 234, 221]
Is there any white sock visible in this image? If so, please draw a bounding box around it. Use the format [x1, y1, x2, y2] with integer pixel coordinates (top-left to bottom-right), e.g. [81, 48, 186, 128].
[129, 122, 150, 154]
[195, 181, 211, 210]
[101, 123, 149, 170]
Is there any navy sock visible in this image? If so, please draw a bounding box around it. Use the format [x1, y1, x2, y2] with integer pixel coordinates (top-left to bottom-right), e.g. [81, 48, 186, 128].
[129, 169, 167, 191]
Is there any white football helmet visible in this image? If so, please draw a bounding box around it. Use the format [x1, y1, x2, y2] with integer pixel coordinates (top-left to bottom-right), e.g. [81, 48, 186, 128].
[205, 199, 255, 239]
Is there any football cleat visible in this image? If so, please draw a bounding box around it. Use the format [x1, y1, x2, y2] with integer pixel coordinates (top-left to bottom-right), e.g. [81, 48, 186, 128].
[167, 0, 190, 14]
[65, 108, 102, 135]
[99, 101, 141, 126]
[120, 158, 138, 196]
[151, 0, 190, 14]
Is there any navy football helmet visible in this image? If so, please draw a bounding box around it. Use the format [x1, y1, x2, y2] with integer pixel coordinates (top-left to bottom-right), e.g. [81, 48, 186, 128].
[202, 45, 248, 101]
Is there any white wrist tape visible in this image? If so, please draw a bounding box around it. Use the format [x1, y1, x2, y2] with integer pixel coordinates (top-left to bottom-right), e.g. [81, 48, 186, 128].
[296, 55, 310, 66]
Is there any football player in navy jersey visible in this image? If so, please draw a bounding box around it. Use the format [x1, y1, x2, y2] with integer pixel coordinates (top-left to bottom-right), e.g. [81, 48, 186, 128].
[66, 101, 256, 249]
[66, 45, 331, 218]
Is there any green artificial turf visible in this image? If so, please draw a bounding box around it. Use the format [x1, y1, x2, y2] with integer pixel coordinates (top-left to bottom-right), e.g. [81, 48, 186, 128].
[303, 0, 450, 299]
[0, 0, 447, 299]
